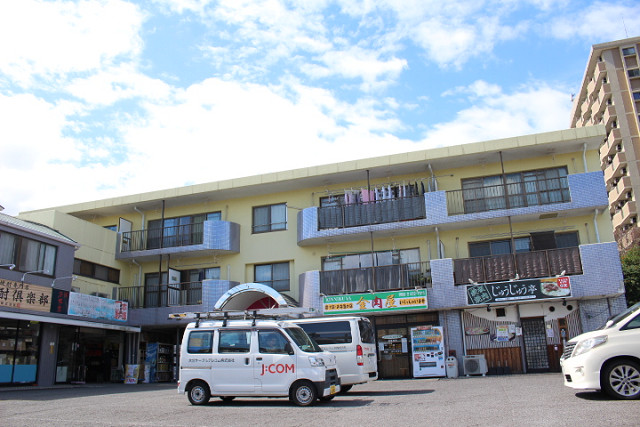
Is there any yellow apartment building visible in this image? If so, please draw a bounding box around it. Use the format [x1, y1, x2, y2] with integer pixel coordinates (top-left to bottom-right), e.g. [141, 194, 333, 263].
[571, 36, 640, 250]
[14, 125, 626, 382]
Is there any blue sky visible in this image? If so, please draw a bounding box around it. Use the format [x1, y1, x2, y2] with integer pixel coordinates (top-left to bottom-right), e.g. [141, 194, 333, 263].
[1, 0, 639, 216]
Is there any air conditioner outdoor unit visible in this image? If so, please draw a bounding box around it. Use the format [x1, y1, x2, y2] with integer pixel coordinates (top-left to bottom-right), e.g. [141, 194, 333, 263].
[463, 355, 488, 376]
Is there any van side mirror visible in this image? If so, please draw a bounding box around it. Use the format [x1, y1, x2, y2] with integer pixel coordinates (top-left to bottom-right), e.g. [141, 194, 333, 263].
[285, 342, 295, 355]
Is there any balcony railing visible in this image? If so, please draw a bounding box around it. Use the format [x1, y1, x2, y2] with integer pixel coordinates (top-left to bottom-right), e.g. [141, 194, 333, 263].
[319, 261, 431, 295]
[318, 196, 426, 230]
[453, 247, 582, 285]
[446, 176, 570, 216]
[116, 281, 203, 308]
[121, 222, 204, 253]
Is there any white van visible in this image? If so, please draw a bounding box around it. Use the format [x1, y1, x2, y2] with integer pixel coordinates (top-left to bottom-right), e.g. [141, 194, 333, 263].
[177, 318, 341, 406]
[561, 301, 640, 399]
[290, 316, 378, 392]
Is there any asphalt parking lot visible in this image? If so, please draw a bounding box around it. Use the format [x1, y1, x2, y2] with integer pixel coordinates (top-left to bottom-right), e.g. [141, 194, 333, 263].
[1, 373, 639, 427]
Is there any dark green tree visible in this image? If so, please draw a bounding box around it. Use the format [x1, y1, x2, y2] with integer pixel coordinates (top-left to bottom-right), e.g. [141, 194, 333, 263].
[621, 246, 640, 306]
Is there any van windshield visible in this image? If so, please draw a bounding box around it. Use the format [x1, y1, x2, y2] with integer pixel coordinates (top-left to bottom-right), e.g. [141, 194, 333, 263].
[284, 327, 323, 353]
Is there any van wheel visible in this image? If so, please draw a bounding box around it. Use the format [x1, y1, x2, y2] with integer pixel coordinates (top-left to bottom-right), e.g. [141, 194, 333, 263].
[187, 381, 211, 405]
[290, 381, 317, 406]
[339, 385, 353, 394]
[602, 359, 640, 400]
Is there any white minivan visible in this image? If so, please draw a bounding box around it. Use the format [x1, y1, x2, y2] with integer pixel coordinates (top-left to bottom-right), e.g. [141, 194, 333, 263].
[561, 301, 640, 399]
[290, 316, 378, 392]
[177, 318, 341, 406]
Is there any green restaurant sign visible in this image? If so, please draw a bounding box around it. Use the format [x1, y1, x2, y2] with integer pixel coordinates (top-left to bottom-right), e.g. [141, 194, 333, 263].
[322, 289, 428, 315]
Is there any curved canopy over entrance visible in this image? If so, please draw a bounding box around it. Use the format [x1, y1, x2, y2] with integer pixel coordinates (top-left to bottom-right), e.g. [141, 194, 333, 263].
[214, 283, 299, 311]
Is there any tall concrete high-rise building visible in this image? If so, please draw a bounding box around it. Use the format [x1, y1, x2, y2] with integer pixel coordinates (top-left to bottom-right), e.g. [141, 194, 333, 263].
[570, 36, 640, 250]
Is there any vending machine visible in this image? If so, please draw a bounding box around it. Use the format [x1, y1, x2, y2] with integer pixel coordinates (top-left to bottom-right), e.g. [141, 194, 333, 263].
[411, 326, 446, 378]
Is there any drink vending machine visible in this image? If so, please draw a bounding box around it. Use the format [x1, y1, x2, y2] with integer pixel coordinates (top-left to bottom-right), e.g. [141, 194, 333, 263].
[411, 326, 446, 377]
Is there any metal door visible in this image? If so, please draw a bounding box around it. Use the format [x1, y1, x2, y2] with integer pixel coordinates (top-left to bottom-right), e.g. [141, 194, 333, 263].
[521, 317, 549, 372]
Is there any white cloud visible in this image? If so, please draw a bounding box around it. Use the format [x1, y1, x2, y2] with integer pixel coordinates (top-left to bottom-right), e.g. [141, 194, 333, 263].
[548, 1, 640, 42]
[65, 64, 173, 106]
[422, 81, 573, 146]
[0, 0, 144, 87]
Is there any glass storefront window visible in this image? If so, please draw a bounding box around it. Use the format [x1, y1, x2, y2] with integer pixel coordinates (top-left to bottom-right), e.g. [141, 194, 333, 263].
[0, 319, 41, 384]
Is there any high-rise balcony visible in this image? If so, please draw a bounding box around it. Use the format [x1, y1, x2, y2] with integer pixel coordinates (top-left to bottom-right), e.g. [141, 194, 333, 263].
[116, 220, 240, 261]
[602, 105, 617, 128]
[608, 176, 632, 211]
[603, 152, 627, 186]
[600, 128, 622, 164]
[612, 201, 637, 229]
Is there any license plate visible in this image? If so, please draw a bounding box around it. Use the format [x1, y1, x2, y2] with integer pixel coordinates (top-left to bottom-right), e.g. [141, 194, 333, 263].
[330, 385, 336, 394]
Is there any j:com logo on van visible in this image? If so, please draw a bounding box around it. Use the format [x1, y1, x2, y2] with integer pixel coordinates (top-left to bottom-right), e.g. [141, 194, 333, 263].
[260, 364, 295, 375]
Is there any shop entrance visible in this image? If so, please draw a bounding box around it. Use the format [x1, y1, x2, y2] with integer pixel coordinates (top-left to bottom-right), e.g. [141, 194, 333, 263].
[521, 317, 550, 372]
[56, 327, 122, 383]
[374, 312, 438, 379]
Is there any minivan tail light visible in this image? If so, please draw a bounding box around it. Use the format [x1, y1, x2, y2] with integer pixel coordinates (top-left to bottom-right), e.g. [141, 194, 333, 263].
[356, 345, 364, 366]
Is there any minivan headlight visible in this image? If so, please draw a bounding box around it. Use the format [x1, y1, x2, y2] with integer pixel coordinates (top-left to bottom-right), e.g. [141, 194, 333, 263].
[573, 335, 608, 357]
[308, 356, 325, 367]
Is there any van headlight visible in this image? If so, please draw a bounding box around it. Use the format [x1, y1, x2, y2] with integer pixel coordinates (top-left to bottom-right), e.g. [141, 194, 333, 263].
[573, 335, 608, 357]
[308, 356, 325, 367]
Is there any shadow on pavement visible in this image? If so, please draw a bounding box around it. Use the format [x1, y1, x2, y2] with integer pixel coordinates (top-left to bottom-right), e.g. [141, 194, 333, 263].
[0, 383, 177, 401]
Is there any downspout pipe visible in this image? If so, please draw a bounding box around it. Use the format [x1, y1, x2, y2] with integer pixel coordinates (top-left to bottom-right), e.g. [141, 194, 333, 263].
[435, 227, 441, 259]
[428, 164, 437, 191]
[134, 206, 145, 230]
[582, 143, 588, 173]
[593, 209, 601, 243]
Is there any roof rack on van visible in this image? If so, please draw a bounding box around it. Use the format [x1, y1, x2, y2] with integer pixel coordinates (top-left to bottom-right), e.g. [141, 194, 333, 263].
[169, 307, 318, 327]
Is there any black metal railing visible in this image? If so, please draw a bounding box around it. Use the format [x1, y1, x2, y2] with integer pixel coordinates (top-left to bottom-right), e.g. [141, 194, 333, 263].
[121, 222, 205, 252]
[446, 176, 570, 216]
[319, 261, 431, 295]
[116, 281, 203, 308]
[453, 247, 582, 285]
[318, 195, 426, 229]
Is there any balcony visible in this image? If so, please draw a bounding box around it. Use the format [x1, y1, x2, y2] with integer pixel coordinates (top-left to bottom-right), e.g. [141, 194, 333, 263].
[608, 176, 632, 210]
[446, 176, 570, 215]
[600, 128, 622, 164]
[116, 220, 240, 261]
[613, 201, 638, 229]
[602, 105, 617, 128]
[604, 152, 627, 186]
[453, 247, 583, 285]
[298, 172, 608, 245]
[117, 282, 203, 308]
[317, 195, 426, 230]
[319, 261, 431, 295]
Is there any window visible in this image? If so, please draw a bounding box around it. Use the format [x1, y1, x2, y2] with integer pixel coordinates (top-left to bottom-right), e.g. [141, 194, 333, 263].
[258, 330, 289, 354]
[73, 259, 120, 284]
[255, 262, 290, 291]
[468, 232, 579, 257]
[103, 225, 117, 231]
[147, 211, 221, 248]
[297, 321, 352, 345]
[322, 248, 420, 270]
[0, 231, 56, 275]
[633, 92, 640, 101]
[218, 330, 251, 353]
[622, 47, 637, 56]
[461, 167, 569, 213]
[187, 331, 213, 354]
[183, 267, 220, 282]
[628, 69, 640, 78]
[252, 203, 287, 233]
